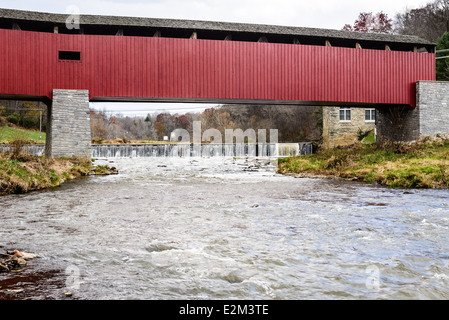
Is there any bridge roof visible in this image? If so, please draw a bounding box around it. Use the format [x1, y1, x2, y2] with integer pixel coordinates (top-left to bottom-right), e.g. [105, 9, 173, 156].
[0, 8, 435, 50]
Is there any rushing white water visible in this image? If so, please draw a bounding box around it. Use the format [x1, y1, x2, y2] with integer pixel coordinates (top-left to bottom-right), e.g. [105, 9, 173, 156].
[90, 143, 313, 158]
[0, 143, 314, 158]
[1, 157, 449, 300]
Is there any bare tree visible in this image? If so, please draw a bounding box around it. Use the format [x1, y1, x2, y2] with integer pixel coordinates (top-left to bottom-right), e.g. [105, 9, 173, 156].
[394, 0, 448, 42]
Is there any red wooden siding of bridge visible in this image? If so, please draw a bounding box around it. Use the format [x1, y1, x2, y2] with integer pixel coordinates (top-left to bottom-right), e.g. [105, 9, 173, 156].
[0, 29, 436, 107]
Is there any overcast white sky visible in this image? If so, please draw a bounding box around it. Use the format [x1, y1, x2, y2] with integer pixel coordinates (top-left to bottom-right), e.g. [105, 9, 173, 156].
[1, 0, 430, 29]
[2, 0, 431, 115]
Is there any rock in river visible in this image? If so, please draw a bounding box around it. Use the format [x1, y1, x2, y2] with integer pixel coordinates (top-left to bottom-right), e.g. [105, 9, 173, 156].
[0, 250, 37, 272]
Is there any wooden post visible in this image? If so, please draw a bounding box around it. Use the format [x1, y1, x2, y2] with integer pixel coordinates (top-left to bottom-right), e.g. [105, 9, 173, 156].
[416, 47, 428, 53]
[39, 111, 42, 141]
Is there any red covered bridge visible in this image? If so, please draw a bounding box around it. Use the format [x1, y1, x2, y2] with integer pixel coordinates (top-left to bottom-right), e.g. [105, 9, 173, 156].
[0, 8, 437, 157]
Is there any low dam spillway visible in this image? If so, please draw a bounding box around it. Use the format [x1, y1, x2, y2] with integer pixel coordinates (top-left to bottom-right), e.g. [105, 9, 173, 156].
[0, 143, 313, 158]
[91, 143, 313, 158]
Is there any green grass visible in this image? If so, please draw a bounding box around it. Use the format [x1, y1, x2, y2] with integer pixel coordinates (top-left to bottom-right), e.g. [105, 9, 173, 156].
[0, 126, 45, 144]
[362, 130, 376, 143]
[277, 139, 449, 189]
[0, 158, 30, 180]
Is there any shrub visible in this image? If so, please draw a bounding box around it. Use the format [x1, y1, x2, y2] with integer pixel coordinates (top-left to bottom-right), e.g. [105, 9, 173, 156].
[7, 113, 20, 125]
[8, 129, 31, 160]
[357, 128, 372, 141]
[0, 116, 8, 127]
[10, 139, 29, 160]
[22, 117, 39, 129]
[91, 137, 104, 144]
[323, 153, 348, 170]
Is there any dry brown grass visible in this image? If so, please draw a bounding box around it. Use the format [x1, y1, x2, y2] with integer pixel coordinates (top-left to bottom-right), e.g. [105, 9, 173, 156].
[0, 152, 93, 195]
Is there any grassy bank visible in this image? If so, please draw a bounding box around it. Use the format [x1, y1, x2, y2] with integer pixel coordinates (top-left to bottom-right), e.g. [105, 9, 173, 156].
[0, 126, 45, 144]
[0, 121, 121, 195]
[0, 152, 93, 195]
[278, 137, 449, 189]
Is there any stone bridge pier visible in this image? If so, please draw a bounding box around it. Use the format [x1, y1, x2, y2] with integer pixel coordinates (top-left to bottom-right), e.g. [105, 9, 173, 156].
[45, 89, 91, 158]
[376, 81, 449, 143]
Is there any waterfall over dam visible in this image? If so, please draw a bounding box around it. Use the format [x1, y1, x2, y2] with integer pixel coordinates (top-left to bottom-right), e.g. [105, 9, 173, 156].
[91, 143, 313, 158]
[0, 143, 313, 158]
[0, 145, 46, 157]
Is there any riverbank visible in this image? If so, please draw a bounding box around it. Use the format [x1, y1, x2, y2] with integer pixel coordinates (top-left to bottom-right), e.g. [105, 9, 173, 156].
[277, 136, 449, 189]
[0, 152, 118, 195]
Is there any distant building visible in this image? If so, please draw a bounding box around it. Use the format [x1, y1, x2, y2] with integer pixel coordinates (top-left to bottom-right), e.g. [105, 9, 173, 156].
[322, 107, 376, 149]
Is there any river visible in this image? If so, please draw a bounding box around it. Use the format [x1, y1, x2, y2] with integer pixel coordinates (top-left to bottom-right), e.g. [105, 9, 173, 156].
[1, 157, 449, 300]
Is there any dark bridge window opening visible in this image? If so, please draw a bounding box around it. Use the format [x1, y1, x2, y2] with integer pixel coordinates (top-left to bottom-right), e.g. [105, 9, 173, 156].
[59, 51, 81, 61]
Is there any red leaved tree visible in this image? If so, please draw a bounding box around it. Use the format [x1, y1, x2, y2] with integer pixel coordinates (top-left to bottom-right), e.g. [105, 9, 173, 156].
[343, 11, 393, 33]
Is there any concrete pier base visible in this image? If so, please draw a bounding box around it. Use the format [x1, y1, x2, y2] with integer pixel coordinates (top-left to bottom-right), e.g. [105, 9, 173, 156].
[45, 89, 91, 158]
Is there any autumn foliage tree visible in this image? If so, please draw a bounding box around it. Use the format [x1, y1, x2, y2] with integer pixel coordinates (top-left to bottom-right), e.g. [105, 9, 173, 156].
[175, 114, 192, 131]
[154, 121, 165, 139]
[343, 11, 393, 34]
